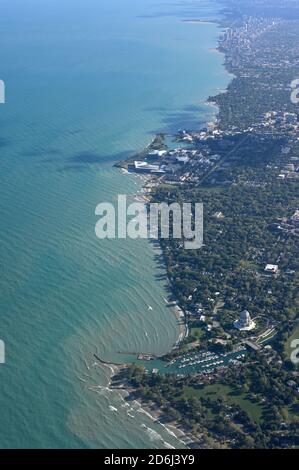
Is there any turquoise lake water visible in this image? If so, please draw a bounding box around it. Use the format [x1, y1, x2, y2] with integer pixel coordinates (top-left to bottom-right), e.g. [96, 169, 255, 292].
[0, 0, 230, 448]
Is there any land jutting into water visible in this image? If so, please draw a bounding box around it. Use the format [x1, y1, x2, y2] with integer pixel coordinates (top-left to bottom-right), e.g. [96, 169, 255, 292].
[113, 0, 299, 449]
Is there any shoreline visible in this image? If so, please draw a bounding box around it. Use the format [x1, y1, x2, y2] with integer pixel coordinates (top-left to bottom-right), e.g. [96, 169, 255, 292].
[108, 0, 299, 450]
[107, 365, 200, 449]
[132, 174, 189, 347]
[117, 10, 231, 351]
[110, 3, 234, 449]
[85, 356, 197, 448]
[181, 19, 218, 26]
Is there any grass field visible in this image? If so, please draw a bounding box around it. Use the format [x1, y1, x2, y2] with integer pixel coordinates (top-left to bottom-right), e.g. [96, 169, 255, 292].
[183, 383, 265, 424]
[189, 327, 205, 338]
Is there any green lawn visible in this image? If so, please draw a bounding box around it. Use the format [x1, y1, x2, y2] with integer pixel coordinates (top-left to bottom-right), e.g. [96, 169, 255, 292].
[189, 327, 205, 338]
[282, 404, 299, 425]
[183, 383, 264, 424]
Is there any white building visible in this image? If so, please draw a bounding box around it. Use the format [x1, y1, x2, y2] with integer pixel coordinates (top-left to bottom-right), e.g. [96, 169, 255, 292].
[234, 310, 256, 331]
[134, 161, 165, 174]
[148, 150, 167, 158]
[264, 264, 279, 275]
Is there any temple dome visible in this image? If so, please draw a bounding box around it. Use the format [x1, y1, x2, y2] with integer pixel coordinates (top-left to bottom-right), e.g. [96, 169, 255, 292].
[234, 310, 256, 331]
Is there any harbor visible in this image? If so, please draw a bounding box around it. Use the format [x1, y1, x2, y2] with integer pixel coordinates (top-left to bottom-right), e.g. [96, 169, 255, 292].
[102, 344, 250, 378]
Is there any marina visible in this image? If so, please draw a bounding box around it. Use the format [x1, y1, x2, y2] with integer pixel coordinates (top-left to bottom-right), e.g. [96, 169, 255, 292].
[127, 345, 249, 376]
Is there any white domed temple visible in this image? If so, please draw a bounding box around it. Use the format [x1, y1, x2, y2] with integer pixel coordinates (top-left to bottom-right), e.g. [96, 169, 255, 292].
[234, 310, 256, 331]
